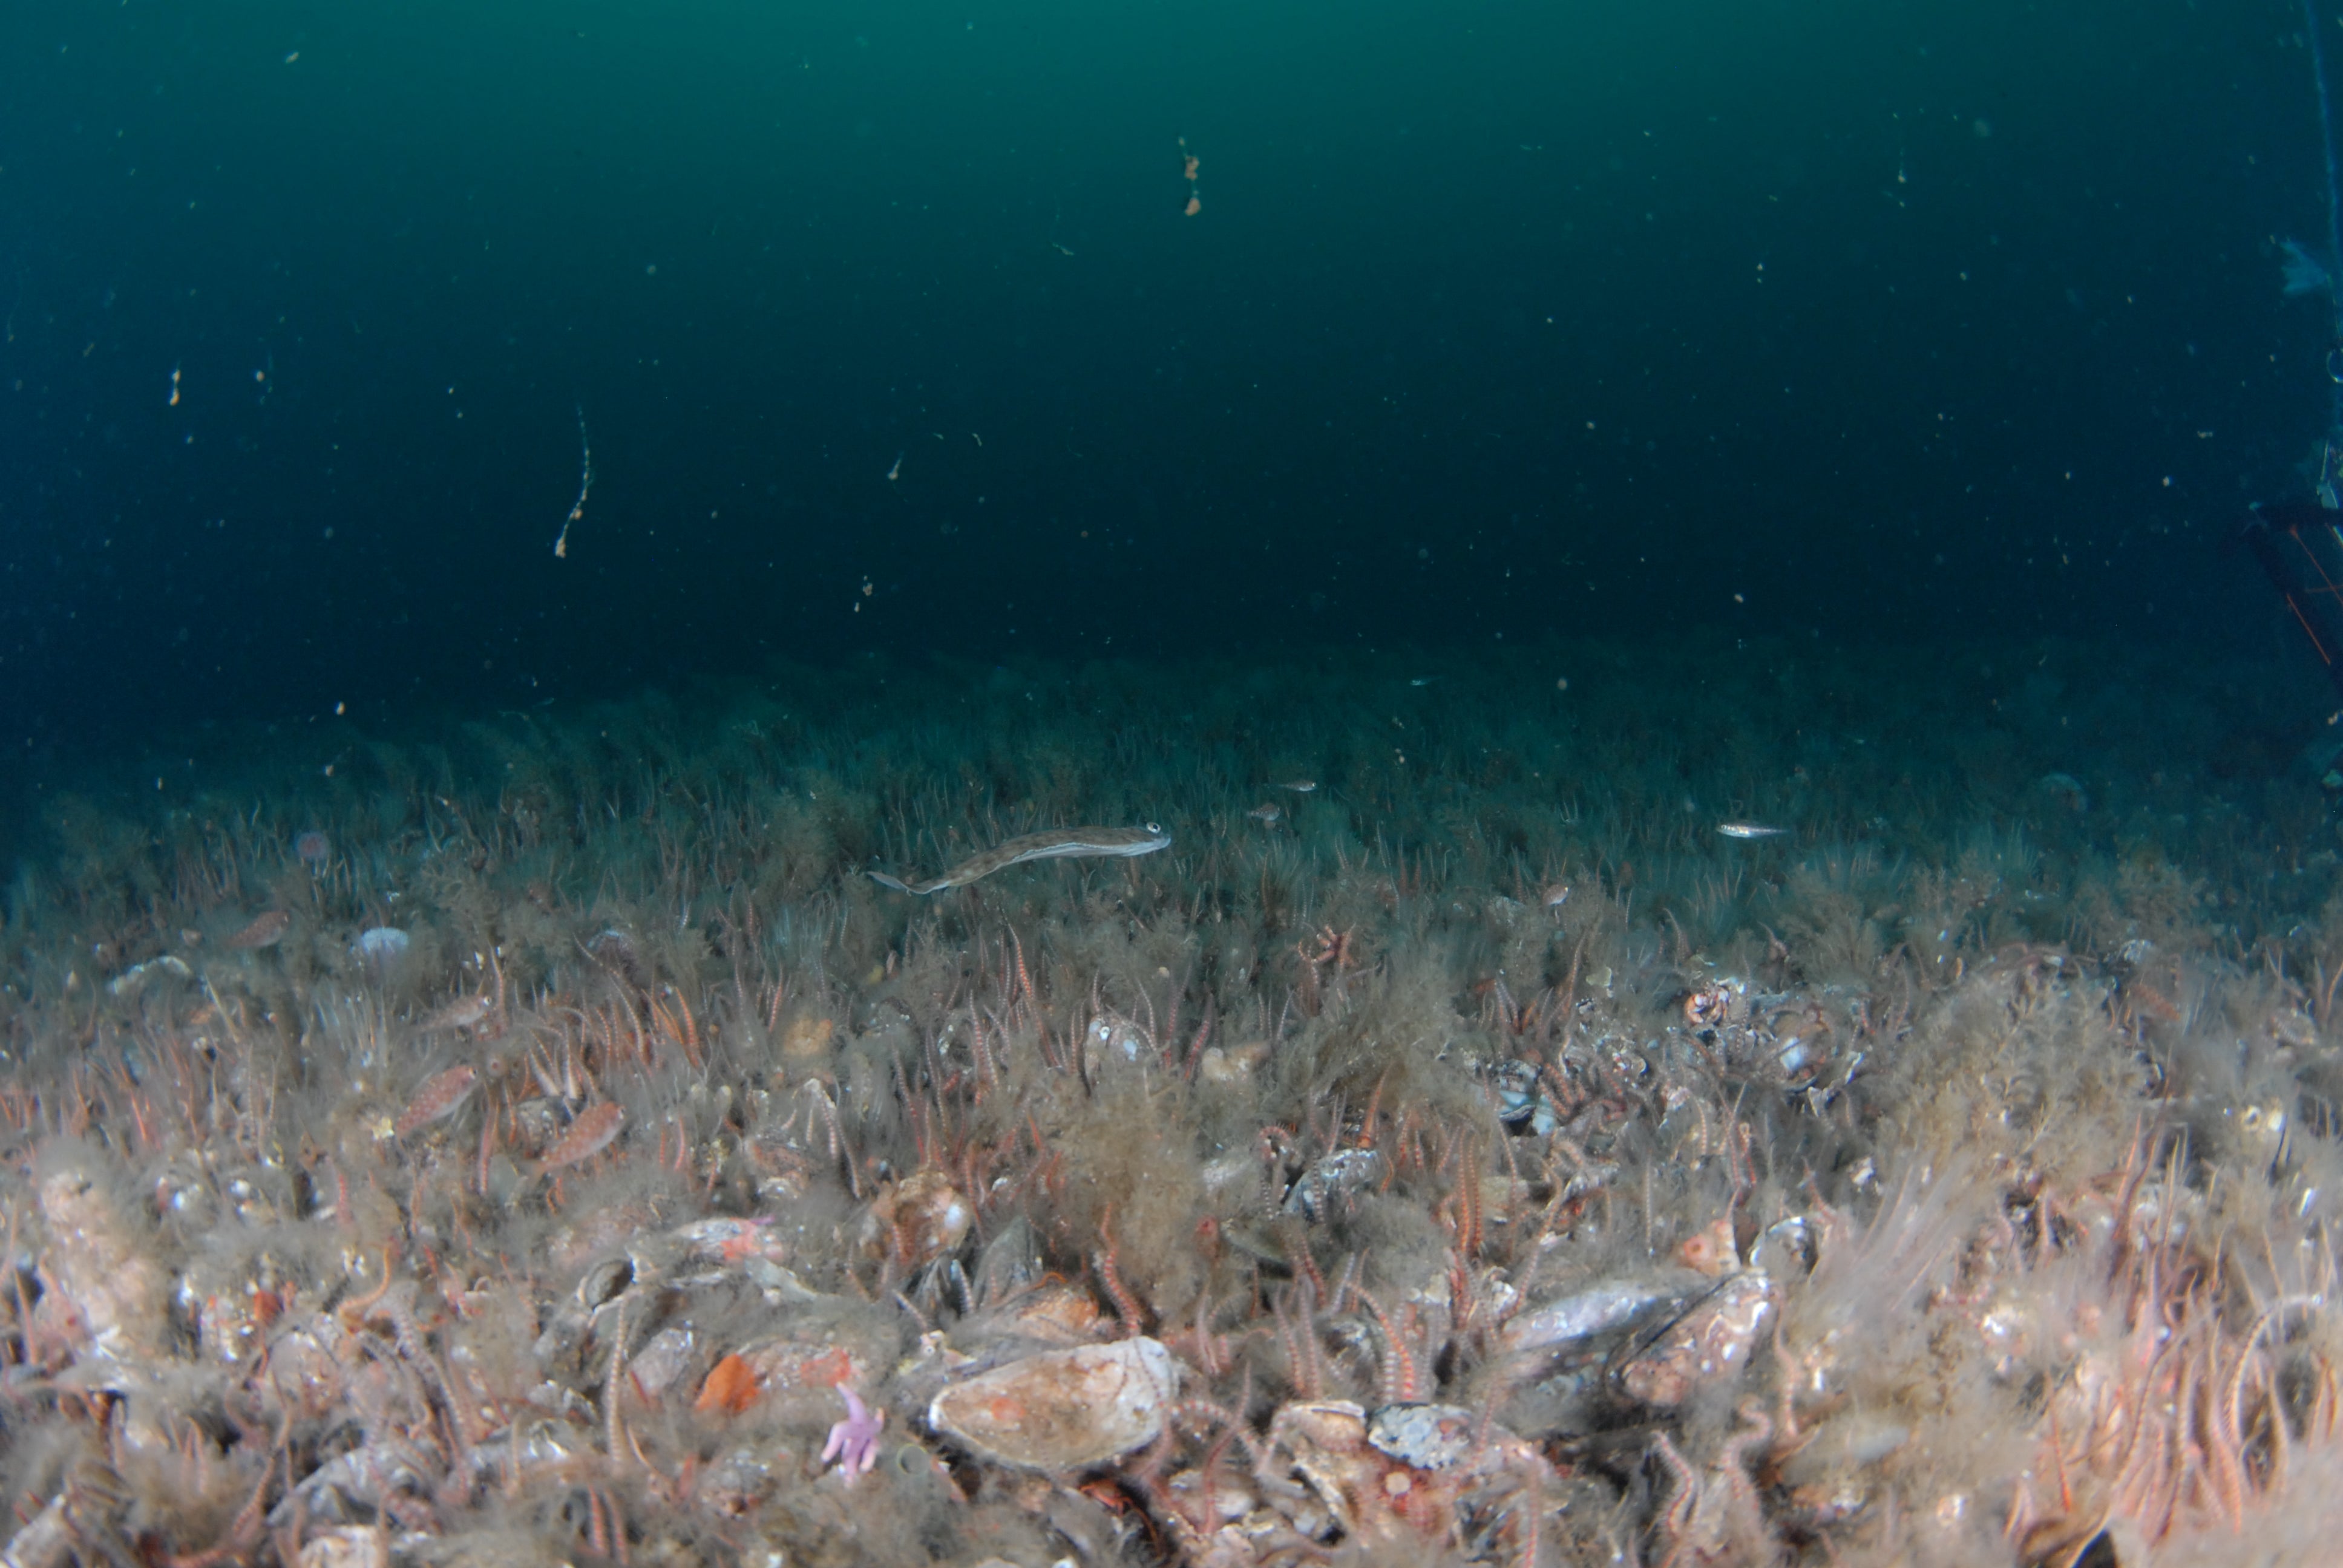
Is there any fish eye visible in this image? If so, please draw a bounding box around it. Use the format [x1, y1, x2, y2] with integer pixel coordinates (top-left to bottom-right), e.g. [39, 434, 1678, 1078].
[1146, 821, 1162, 834]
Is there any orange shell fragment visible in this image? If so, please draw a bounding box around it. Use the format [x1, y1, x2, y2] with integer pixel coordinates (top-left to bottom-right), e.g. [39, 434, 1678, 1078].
[696, 1352, 761, 1416]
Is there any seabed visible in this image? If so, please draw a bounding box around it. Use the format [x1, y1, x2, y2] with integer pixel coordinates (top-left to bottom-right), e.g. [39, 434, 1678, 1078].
[4, 635, 2343, 1567]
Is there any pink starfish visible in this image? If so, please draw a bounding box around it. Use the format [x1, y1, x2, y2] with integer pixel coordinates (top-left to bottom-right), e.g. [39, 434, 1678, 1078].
[820, 1384, 885, 1484]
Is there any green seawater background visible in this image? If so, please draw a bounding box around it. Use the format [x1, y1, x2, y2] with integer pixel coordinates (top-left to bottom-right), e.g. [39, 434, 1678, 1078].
[0, 0, 2329, 755]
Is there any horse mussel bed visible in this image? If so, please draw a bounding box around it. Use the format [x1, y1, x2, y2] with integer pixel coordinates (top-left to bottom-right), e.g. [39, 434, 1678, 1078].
[2, 648, 2341, 1567]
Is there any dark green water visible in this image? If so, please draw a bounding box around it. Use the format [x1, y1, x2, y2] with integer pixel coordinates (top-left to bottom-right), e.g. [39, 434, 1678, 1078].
[1, 1, 2332, 753]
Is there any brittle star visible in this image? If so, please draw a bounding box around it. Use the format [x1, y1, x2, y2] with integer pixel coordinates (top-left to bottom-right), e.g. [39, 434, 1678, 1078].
[821, 1385, 885, 1484]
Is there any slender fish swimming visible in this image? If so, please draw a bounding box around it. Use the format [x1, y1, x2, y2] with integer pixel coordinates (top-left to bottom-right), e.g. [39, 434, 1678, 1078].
[869, 822, 1172, 895]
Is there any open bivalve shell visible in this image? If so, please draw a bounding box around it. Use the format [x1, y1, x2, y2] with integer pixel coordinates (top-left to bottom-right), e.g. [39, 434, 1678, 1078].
[928, 1336, 1178, 1470]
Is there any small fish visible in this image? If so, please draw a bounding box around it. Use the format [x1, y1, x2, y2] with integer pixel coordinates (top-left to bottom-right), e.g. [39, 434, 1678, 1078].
[1717, 822, 1788, 840]
[420, 995, 495, 1033]
[885, 452, 903, 482]
[393, 1065, 479, 1137]
[1276, 780, 1317, 794]
[1247, 803, 1282, 824]
[226, 910, 292, 949]
[870, 822, 1171, 895]
[537, 1102, 624, 1175]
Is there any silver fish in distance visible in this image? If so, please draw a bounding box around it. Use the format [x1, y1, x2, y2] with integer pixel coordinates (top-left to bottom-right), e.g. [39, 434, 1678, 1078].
[1717, 822, 1788, 840]
[870, 823, 1172, 895]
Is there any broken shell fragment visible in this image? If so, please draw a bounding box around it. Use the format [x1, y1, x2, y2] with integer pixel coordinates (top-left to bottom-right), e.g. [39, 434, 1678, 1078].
[1366, 1403, 1481, 1471]
[1749, 1214, 1818, 1278]
[1283, 1148, 1381, 1223]
[736, 1336, 876, 1410]
[1197, 1040, 1269, 1085]
[105, 953, 193, 998]
[295, 1525, 389, 1568]
[860, 1169, 973, 1268]
[671, 1215, 788, 1270]
[575, 1254, 635, 1310]
[1611, 1269, 1777, 1407]
[697, 1352, 761, 1416]
[38, 1168, 171, 1363]
[928, 1336, 1178, 1470]
[626, 1326, 698, 1399]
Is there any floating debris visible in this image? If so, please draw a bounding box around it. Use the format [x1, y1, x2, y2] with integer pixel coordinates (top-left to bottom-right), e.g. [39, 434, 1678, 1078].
[2284, 238, 2330, 297]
